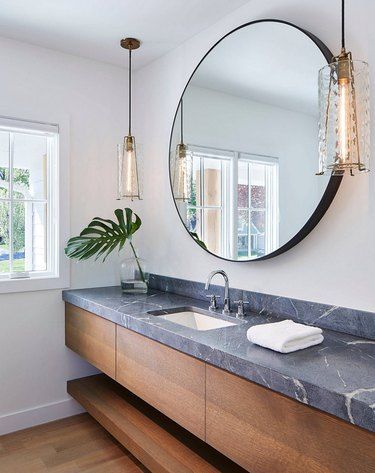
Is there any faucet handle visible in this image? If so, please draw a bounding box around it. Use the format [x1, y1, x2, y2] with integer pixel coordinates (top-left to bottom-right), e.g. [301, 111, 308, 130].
[234, 299, 249, 317]
[206, 294, 220, 311]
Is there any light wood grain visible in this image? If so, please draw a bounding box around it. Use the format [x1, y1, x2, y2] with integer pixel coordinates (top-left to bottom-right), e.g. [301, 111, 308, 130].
[65, 303, 116, 378]
[116, 327, 206, 440]
[68, 375, 245, 473]
[65, 304, 375, 473]
[206, 364, 375, 473]
[0, 413, 148, 473]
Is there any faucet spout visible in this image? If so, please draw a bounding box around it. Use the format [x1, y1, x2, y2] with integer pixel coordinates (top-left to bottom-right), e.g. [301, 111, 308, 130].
[205, 270, 230, 314]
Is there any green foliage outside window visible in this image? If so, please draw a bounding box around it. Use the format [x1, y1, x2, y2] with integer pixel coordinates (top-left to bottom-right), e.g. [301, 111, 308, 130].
[0, 167, 30, 251]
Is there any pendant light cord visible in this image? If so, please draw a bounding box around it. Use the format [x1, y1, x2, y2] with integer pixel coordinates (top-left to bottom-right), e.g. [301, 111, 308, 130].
[128, 48, 132, 136]
[180, 99, 184, 144]
[341, 0, 345, 50]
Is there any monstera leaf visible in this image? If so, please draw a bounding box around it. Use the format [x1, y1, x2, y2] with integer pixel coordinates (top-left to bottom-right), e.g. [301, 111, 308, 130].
[65, 208, 141, 262]
[190, 231, 207, 250]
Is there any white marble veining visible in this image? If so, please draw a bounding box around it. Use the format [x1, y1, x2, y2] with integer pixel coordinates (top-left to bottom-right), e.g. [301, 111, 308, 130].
[63, 284, 375, 432]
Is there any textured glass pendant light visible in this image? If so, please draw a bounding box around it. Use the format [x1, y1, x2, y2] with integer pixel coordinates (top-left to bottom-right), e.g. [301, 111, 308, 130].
[318, 0, 370, 176]
[118, 38, 141, 199]
[172, 100, 192, 201]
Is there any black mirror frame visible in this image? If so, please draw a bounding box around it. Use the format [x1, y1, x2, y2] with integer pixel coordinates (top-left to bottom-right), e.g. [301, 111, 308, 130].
[168, 19, 342, 262]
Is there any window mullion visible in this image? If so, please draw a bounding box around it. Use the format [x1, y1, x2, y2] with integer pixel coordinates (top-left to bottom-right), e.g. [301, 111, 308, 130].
[12, 199, 48, 203]
[248, 162, 252, 257]
[8, 132, 14, 275]
[231, 152, 239, 259]
[200, 157, 204, 240]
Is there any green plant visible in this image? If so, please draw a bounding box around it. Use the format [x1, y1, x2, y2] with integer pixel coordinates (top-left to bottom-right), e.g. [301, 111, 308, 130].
[190, 231, 207, 250]
[0, 167, 29, 250]
[64, 208, 145, 282]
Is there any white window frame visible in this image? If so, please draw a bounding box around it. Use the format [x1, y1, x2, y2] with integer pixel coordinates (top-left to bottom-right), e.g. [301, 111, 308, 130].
[237, 153, 279, 259]
[0, 114, 70, 294]
[188, 145, 231, 258]
[187, 145, 279, 260]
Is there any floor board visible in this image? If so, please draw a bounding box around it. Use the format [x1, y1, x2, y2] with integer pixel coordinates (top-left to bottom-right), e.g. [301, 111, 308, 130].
[0, 413, 149, 473]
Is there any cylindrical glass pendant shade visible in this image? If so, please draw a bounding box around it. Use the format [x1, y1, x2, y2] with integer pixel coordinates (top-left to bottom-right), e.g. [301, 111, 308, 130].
[172, 143, 192, 201]
[318, 57, 370, 175]
[118, 135, 141, 199]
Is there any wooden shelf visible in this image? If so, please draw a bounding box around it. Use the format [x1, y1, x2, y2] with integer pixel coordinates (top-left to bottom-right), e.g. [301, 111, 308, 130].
[68, 374, 246, 473]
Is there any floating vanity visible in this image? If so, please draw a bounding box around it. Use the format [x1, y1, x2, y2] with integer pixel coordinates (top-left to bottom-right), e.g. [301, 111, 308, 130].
[63, 278, 375, 473]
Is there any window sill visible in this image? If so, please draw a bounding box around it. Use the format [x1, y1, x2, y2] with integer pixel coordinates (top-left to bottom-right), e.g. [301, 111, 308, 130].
[0, 274, 69, 294]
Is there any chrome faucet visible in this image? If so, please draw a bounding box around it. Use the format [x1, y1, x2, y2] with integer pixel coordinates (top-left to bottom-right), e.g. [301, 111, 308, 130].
[205, 270, 231, 315]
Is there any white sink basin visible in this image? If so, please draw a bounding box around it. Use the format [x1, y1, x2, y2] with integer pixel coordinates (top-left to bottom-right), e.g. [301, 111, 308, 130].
[158, 310, 236, 331]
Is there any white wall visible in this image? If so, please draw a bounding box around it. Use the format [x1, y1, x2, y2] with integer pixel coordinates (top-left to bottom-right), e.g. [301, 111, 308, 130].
[180, 85, 328, 244]
[133, 0, 375, 312]
[1, 0, 375, 435]
[0, 37, 126, 434]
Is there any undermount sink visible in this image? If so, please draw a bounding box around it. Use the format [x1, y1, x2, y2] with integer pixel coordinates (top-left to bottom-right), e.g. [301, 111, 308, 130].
[149, 308, 238, 331]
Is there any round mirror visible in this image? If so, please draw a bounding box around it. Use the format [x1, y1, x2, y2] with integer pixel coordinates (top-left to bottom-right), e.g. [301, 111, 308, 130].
[169, 20, 341, 261]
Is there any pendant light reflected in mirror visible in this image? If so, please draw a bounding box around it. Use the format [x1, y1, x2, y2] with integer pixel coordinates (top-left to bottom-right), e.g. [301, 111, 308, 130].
[318, 0, 370, 176]
[172, 99, 192, 201]
[118, 37, 141, 200]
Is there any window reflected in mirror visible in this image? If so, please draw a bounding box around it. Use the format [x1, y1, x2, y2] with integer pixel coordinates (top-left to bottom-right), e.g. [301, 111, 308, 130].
[175, 146, 278, 259]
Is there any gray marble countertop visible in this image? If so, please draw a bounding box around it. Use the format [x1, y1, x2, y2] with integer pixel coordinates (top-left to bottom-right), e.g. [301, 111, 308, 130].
[62, 286, 375, 433]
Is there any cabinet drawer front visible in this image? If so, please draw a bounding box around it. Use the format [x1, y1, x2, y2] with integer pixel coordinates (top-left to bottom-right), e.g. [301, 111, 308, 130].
[116, 327, 206, 440]
[65, 303, 116, 378]
[206, 365, 375, 473]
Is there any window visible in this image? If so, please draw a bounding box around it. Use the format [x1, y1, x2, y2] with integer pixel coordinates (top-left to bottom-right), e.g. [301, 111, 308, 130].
[0, 118, 59, 280]
[237, 154, 278, 259]
[183, 145, 278, 260]
[186, 147, 231, 256]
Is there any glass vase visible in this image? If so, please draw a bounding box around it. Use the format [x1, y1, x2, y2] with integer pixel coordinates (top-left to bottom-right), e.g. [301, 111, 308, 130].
[120, 251, 148, 294]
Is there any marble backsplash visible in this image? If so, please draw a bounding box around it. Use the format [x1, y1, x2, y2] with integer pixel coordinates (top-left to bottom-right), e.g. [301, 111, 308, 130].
[148, 274, 375, 340]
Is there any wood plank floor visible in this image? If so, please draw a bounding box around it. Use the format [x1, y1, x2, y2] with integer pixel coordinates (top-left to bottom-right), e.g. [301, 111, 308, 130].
[0, 413, 150, 473]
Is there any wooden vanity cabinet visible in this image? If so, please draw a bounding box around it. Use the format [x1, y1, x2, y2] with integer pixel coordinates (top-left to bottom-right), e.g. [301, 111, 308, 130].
[116, 326, 206, 440]
[65, 306, 206, 439]
[65, 305, 375, 473]
[205, 364, 375, 473]
[65, 303, 116, 378]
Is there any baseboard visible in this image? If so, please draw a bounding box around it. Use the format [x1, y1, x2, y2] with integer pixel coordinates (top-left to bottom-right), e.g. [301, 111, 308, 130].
[0, 397, 85, 435]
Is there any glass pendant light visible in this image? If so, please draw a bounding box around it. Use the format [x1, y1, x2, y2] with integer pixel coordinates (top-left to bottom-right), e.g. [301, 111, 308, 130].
[318, 0, 370, 176]
[118, 38, 141, 199]
[172, 99, 192, 201]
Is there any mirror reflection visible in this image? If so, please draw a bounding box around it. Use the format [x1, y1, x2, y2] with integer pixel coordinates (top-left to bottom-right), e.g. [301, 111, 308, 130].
[170, 21, 331, 260]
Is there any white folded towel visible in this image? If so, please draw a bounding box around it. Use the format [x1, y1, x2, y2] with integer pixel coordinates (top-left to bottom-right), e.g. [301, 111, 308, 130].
[247, 319, 324, 353]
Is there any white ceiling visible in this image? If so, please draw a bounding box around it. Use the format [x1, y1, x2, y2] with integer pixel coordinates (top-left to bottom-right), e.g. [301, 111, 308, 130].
[191, 22, 328, 115]
[0, 0, 250, 69]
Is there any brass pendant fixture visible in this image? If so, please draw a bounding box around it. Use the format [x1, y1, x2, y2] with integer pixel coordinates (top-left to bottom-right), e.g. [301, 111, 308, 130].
[118, 37, 142, 200]
[318, 0, 370, 176]
[172, 99, 192, 201]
